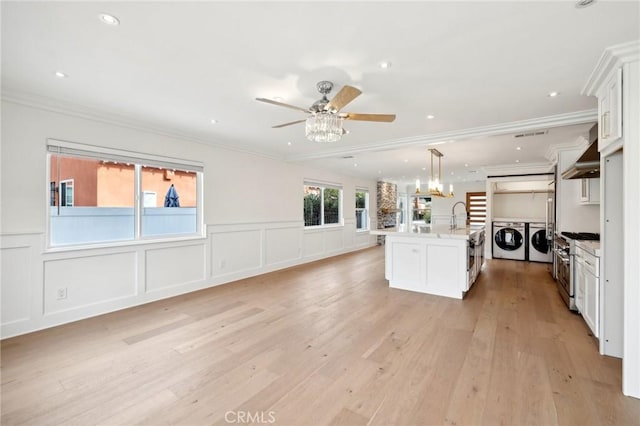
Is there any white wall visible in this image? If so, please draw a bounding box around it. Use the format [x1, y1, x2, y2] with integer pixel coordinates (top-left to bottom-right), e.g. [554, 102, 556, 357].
[0, 100, 378, 337]
[492, 192, 547, 220]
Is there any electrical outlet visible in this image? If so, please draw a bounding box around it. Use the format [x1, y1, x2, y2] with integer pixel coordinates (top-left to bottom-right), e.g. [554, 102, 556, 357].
[220, 259, 226, 269]
[56, 287, 67, 300]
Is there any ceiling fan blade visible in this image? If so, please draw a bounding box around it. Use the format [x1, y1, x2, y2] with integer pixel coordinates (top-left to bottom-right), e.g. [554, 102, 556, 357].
[325, 85, 362, 112]
[272, 119, 307, 128]
[344, 113, 396, 122]
[256, 98, 310, 114]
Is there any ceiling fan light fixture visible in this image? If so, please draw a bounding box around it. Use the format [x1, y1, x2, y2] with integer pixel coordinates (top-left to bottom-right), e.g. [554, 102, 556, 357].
[305, 112, 343, 143]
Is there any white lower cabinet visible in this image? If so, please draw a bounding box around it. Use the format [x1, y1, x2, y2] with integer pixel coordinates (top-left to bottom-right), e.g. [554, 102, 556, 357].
[584, 267, 599, 338]
[575, 256, 585, 313]
[574, 244, 600, 338]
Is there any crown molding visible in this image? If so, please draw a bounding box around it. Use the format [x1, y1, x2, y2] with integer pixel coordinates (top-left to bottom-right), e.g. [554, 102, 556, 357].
[0, 89, 283, 162]
[582, 40, 640, 96]
[544, 135, 589, 164]
[483, 162, 555, 177]
[286, 109, 598, 162]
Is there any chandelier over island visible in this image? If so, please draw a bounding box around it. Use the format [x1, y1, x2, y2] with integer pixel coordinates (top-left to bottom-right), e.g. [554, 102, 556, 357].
[427, 148, 454, 197]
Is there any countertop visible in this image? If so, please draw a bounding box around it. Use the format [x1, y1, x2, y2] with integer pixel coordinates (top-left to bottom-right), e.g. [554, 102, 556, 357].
[371, 225, 485, 240]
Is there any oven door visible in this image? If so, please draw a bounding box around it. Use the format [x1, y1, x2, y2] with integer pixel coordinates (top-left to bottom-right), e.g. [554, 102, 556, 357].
[553, 248, 572, 308]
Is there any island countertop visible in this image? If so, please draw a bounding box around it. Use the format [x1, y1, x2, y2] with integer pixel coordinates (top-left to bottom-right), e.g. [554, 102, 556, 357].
[371, 224, 485, 240]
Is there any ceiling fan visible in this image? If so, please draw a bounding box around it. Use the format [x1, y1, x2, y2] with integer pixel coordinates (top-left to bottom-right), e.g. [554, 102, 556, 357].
[256, 81, 396, 142]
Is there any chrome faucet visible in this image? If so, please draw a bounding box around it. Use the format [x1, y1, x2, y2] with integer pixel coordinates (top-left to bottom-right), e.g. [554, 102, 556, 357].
[450, 201, 467, 230]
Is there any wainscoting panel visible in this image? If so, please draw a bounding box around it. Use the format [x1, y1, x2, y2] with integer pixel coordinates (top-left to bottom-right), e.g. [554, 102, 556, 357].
[145, 243, 206, 292]
[343, 219, 355, 249]
[210, 229, 262, 277]
[324, 228, 345, 254]
[303, 230, 325, 258]
[43, 251, 137, 315]
[2, 221, 375, 338]
[1, 246, 32, 325]
[264, 226, 302, 267]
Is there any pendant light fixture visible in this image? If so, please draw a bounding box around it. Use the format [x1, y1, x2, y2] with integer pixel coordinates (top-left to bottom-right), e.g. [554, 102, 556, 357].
[427, 148, 454, 198]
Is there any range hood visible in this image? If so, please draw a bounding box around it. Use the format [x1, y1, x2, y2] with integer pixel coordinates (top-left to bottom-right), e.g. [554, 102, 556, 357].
[562, 125, 600, 179]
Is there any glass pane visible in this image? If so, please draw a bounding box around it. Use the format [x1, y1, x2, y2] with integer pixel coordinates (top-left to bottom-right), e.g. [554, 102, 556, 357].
[411, 195, 432, 224]
[356, 209, 367, 230]
[141, 166, 198, 237]
[324, 188, 340, 225]
[49, 155, 135, 246]
[304, 185, 321, 226]
[355, 191, 366, 209]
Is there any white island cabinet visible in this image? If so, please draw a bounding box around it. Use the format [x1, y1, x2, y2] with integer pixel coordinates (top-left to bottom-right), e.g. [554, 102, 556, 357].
[371, 225, 485, 299]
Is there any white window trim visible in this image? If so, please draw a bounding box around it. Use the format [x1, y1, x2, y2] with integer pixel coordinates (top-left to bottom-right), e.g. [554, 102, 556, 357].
[46, 139, 205, 249]
[59, 178, 74, 207]
[355, 189, 370, 232]
[304, 181, 344, 228]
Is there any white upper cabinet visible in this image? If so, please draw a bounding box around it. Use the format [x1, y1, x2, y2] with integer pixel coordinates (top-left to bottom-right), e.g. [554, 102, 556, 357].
[580, 178, 600, 205]
[597, 67, 622, 151]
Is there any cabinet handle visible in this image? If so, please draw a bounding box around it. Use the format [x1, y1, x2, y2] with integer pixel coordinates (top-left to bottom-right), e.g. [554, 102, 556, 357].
[585, 260, 593, 267]
[602, 111, 610, 139]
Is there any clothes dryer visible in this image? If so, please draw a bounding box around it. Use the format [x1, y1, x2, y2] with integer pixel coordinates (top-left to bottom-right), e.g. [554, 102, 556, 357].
[493, 221, 526, 261]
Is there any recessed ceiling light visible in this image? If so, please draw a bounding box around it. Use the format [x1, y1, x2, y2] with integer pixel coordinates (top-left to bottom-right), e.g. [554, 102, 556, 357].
[354, 163, 358, 167]
[54, 71, 68, 78]
[516, 159, 520, 163]
[287, 142, 292, 146]
[450, 171, 455, 175]
[464, 163, 469, 167]
[426, 115, 435, 120]
[210, 119, 218, 124]
[422, 167, 426, 171]
[548, 91, 560, 97]
[99, 13, 120, 26]
[575, 0, 596, 8]
[379, 61, 392, 69]
[516, 146, 522, 150]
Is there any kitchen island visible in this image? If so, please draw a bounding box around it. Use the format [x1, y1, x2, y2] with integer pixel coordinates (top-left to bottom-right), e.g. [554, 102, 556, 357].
[371, 225, 485, 299]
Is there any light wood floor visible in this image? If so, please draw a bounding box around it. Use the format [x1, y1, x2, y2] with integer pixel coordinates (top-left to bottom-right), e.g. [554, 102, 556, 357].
[2, 246, 639, 425]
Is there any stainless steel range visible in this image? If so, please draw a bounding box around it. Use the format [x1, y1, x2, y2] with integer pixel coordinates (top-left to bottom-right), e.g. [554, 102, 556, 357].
[553, 232, 600, 311]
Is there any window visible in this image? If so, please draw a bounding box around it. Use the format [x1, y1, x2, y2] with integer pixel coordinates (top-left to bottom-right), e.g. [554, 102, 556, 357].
[411, 194, 432, 224]
[355, 189, 369, 231]
[304, 183, 342, 227]
[397, 193, 406, 226]
[60, 179, 74, 207]
[47, 140, 203, 247]
[466, 192, 487, 226]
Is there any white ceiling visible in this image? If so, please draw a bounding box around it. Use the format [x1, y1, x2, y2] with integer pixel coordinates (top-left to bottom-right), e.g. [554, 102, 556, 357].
[2, 1, 639, 185]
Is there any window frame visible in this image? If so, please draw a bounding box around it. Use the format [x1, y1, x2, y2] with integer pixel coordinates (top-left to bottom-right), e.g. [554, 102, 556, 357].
[355, 189, 369, 232]
[46, 139, 204, 250]
[59, 179, 74, 207]
[303, 181, 343, 228]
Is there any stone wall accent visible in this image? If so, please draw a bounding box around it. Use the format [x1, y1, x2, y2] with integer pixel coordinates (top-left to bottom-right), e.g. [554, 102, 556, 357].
[376, 181, 398, 244]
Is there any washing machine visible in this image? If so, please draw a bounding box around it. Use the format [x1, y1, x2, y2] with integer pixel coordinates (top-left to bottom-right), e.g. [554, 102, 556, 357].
[528, 222, 552, 263]
[493, 221, 526, 260]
